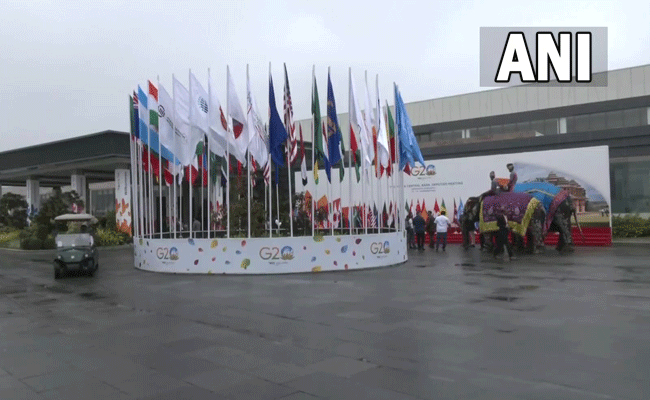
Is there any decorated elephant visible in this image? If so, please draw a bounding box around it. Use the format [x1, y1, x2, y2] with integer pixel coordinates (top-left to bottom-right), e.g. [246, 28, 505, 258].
[460, 192, 547, 254]
[512, 182, 584, 253]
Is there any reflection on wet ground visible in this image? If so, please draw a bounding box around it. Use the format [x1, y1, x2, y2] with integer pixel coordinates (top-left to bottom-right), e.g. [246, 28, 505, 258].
[0, 244, 649, 399]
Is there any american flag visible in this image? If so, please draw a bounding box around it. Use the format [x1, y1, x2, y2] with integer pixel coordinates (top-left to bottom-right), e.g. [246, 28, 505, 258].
[283, 64, 298, 164]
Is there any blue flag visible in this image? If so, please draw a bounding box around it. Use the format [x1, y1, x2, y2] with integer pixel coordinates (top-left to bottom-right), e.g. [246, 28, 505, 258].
[137, 86, 149, 146]
[326, 72, 342, 166]
[394, 86, 425, 171]
[269, 72, 288, 183]
[458, 198, 464, 218]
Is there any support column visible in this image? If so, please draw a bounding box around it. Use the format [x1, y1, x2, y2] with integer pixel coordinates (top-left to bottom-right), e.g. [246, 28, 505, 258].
[558, 118, 567, 134]
[115, 169, 133, 236]
[647, 107, 650, 125]
[71, 172, 87, 213]
[26, 178, 40, 221]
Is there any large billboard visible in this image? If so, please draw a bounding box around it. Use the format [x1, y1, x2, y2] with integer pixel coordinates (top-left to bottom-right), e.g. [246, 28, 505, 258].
[295, 145, 611, 228]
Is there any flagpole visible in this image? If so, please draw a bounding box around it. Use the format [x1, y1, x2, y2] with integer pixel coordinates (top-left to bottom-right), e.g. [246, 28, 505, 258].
[171, 75, 178, 238]
[348, 71, 353, 235]
[207, 68, 212, 239]
[155, 77, 163, 238]
[128, 96, 138, 239]
[225, 66, 231, 239]
[267, 124, 272, 237]
[310, 112, 315, 237]
[283, 64, 294, 238]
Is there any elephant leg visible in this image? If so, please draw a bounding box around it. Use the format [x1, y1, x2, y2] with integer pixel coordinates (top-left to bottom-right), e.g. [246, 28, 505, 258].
[530, 218, 545, 254]
[555, 214, 574, 253]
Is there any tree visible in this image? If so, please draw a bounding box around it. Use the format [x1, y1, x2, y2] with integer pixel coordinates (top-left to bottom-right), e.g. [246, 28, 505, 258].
[34, 188, 84, 235]
[0, 193, 28, 229]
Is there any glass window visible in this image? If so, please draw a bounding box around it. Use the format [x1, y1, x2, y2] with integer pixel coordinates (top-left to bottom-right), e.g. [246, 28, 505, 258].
[502, 123, 517, 135]
[589, 112, 608, 131]
[516, 121, 530, 132]
[623, 108, 643, 127]
[544, 119, 558, 135]
[530, 120, 546, 135]
[610, 160, 650, 213]
[607, 110, 625, 129]
[476, 126, 490, 137]
[576, 114, 591, 132]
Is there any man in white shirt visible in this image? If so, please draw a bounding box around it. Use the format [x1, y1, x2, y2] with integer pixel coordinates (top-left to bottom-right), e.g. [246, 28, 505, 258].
[434, 210, 451, 252]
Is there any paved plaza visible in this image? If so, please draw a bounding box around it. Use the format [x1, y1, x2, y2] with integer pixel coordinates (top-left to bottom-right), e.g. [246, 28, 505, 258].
[1, 243, 649, 399]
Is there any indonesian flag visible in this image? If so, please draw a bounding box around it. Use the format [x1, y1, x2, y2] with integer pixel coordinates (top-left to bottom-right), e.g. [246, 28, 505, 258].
[433, 199, 440, 217]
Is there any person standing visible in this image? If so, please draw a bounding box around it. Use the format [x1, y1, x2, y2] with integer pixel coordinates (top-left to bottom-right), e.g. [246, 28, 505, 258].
[434, 210, 451, 252]
[506, 163, 518, 192]
[494, 206, 514, 261]
[406, 212, 416, 249]
[425, 211, 436, 248]
[412, 212, 426, 250]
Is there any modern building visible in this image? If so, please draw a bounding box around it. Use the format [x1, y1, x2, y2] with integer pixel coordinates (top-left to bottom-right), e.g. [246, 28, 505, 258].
[1, 64, 649, 218]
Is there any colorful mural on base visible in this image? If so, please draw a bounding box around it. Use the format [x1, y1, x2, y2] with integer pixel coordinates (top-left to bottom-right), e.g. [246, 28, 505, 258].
[134, 232, 406, 274]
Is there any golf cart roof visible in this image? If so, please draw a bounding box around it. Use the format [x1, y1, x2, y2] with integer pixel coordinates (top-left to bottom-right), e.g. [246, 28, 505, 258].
[54, 213, 98, 224]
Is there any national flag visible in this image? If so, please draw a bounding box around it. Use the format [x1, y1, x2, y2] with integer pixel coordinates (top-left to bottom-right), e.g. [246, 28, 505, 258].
[246, 67, 269, 174]
[416, 199, 421, 214]
[283, 64, 298, 164]
[420, 200, 427, 220]
[386, 101, 397, 172]
[172, 77, 194, 166]
[130, 94, 139, 140]
[394, 86, 425, 172]
[188, 72, 211, 157]
[137, 85, 150, 147]
[453, 199, 459, 226]
[363, 76, 376, 172]
[299, 123, 308, 186]
[382, 203, 388, 227]
[226, 68, 249, 164]
[207, 73, 229, 157]
[434, 199, 440, 217]
[348, 70, 364, 182]
[375, 76, 390, 176]
[268, 70, 288, 183]
[312, 70, 330, 183]
[410, 199, 414, 215]
[458, 198, 464, 219]
[441, 199, 447, 214]
[326, 71, 342, 168]
[148, 80, 159, 131]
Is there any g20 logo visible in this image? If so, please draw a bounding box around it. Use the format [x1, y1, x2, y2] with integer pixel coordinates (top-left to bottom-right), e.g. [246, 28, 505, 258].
[370, 241, 390, 254]
[156, 247, 179, 260]
[411, 165, 436, 176]
[259, 246, 294, 261]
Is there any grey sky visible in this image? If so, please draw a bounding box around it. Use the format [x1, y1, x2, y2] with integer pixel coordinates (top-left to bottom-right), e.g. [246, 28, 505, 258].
[1, 0, 648, 153]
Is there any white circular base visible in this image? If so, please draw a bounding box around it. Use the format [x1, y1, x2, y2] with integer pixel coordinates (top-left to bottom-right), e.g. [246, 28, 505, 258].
[134, 231, 407, 274]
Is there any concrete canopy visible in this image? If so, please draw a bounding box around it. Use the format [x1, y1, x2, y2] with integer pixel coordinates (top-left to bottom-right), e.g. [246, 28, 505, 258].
[0, 130, 131, 188]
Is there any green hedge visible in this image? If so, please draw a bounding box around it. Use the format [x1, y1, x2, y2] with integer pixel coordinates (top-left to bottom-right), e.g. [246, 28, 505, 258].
[612, 215, 650, 238]
[95, 228, 131, 246]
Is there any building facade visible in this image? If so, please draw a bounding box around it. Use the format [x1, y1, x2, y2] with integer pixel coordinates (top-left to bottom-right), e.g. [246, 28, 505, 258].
[2, 65, 650, 219]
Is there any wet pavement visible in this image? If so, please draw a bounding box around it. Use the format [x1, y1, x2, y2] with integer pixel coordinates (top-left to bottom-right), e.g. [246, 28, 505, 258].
[1, 244, 649, 399]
